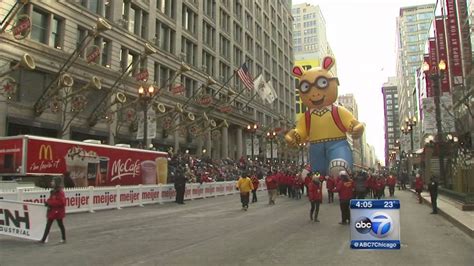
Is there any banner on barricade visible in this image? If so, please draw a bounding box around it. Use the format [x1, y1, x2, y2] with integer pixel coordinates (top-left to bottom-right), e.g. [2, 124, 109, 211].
[0, 200, 47, 241]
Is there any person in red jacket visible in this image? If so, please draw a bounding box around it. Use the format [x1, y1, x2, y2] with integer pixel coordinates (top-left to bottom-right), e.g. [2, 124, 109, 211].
[39, 176, 67, 244]
[333, 171, 354, 225]
[374, 176, 385, 199]
[415, 174, 424, 204]
[308, 174, 323, 222]
[250, 173, 260, 203]
[386, 175, 397, 197]
[326, 175, 336, 203]
[265, 171, 278, 205]
[304, 172, 312, 196]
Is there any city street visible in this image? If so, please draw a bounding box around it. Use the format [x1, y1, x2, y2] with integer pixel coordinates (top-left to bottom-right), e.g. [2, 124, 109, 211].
[1, 189, 473, 266]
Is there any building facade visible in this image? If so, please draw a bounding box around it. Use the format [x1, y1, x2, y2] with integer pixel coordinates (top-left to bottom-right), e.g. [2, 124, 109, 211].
[0, 0, 297, 161]
[291, 2, 332, 61]
[381, 77, 400, 168]
[396, 4, 435, 154]
[337, 93, 362, 169]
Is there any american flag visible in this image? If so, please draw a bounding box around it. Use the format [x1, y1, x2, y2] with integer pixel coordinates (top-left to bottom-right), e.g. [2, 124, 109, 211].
[236, 62, 254, 90]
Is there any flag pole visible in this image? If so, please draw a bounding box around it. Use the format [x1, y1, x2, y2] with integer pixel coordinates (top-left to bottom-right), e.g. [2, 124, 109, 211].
[241, 91, 259, 110]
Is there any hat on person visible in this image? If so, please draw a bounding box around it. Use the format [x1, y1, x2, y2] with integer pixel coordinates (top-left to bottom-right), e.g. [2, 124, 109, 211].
[339, 170, 348, 177]
[416, 174, 420, 178]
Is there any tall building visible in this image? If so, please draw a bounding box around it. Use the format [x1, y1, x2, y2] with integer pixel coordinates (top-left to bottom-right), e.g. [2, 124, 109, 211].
[291, 3, 333, 61]
[0, 0, 296, 161]
[396, 4, 435, 153]
[381, 77, 400, 167]
[337, 93, 362, 168]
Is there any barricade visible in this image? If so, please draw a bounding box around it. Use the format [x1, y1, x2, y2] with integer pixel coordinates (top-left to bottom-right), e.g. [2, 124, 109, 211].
[0, 180, 267, 214]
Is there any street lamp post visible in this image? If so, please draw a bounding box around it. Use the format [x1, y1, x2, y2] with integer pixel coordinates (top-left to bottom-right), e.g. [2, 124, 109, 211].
[138, 84, 156, 149]
[423, 60, 447, 185]
[298, 142, 306, 166]
[401, 116, 417, 151]
[247, 123, 258, 160]
[266, 130, 277, 165]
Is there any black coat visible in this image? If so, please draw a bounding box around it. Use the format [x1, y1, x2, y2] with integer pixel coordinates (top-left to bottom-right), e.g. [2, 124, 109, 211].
[428, 180, 438, 196]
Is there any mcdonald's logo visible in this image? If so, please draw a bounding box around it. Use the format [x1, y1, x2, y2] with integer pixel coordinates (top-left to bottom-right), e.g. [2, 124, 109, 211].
[39, 145, 53, 160]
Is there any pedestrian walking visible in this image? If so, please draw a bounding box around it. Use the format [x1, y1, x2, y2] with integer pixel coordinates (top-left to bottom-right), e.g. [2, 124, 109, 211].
[334, 171, 354, 225]
[414, 174, 424, 204]
[174, 164, 187, 204]
[265, 171, 278, 205]
[38, 176, 67, 244]
[374, 176, 385, 199]
[428, 176, 438, 214]
[250, 174, 259, 203]
[354, 171, 367, 199]
[326, 175, 335, 203]
[386, 175, 397, 197]
[236, 172, 254, 211]
[308, 174, 323, 222]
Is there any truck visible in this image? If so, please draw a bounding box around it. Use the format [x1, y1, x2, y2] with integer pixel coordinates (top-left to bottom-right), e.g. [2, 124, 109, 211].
[0, 135, 168, 187]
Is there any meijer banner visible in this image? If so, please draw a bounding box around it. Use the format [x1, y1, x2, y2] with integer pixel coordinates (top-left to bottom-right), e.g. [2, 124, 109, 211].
[0, 200, 47, 241]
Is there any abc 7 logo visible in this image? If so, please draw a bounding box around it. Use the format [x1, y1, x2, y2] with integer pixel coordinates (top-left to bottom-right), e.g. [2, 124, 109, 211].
[354, 212, 393, 238]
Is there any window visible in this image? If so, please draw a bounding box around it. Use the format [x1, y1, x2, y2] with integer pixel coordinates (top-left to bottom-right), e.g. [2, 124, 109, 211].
[219, 35, 230, 58]
[220, 61, 231, 83]
[202, 22, 215, 48]
[180, 75, 197, 98]
[122, 3, 148, 38]
[159, 65, 176, 89]
[157, 0, 175, 19]
[245, 34, 253, 54]
[245, 11, 252, 31]
[101, 39, 111, 67]
[181, 37, 197, 65]
[234, 22, 242, 45]
[31, 9, 49, 44]
[233, 46, 243, 67]
[220, 9, 230, 33]
[156, 21, 176, 54]
[202, 51, 215, 76]
[29, 7, 64, 49]
[203, 0, 215, 20]
[182, 5, 197, 34]
[234, 1, 242, 21]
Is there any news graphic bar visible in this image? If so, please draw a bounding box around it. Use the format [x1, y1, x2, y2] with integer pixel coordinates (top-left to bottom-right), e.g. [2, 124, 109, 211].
[351, 240, 400, 250]
[350, 199, 400, 209]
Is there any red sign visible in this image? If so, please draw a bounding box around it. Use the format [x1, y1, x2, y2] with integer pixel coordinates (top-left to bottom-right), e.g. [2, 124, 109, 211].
[218, 105, 232, 113]
[427, 38, 437, 97]
[423, 54, 431, 98]
[0, 138, 23, 174]
[171, 84, 185, 95]
[86, 45, 101, 64]
[445, 0, 463, 84]
[134, 69, 149, 81]
[0, 136, 167, 186]
[198, 95, 213, 106]
[12, 15, 31, 40]
[435, 18, 450, 93]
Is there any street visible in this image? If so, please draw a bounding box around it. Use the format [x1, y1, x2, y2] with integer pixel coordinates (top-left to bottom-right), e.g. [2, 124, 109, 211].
[1, 188, 473, 266]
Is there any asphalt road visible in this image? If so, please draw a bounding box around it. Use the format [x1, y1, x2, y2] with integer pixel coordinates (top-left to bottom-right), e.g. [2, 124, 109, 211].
[1, 188, 473, 266]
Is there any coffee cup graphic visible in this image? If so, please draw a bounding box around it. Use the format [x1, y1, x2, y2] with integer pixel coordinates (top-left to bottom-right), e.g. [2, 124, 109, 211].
[141, 160, 157, 184]
[156, 157, 168, 184]
[65, 147, 99, 187]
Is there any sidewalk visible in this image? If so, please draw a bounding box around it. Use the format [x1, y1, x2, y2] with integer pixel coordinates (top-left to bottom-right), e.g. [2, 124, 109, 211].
[411, 189, 474, 238]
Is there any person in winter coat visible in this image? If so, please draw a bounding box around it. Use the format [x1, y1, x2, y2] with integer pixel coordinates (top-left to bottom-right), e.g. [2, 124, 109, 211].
[265, 171, 278, 205]
[374, 176, 385, 199]
[308, 174, 323, 222]
[386, 175, 397, 197]
[333, 171, 354, 225]
[39, 176, 67, 244]
[354, 171, 367, 199]
[250, 174, 260, 203]
[236, 172, 254, 211]
[428, 176, 438, 214]
[415, 174, 424, 204]
[326, 175, 336, 203]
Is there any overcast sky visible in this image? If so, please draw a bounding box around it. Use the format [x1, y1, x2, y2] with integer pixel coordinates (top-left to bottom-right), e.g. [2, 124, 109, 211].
[292, 0, 436, 165]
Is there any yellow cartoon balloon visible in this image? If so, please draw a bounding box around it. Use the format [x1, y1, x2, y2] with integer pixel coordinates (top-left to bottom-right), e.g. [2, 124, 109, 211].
[285, 56, 364, 177]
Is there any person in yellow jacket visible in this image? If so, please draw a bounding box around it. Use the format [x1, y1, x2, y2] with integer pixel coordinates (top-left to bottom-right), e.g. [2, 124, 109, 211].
[236, 172, 254, 211]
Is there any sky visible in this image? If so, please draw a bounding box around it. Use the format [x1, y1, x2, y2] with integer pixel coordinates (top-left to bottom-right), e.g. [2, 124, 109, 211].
[292, 0, 436, 165]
